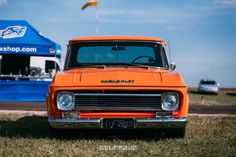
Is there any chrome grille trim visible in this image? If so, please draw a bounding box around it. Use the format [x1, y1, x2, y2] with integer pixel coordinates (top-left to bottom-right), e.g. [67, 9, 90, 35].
[74, 93, 162, 111]
[74, 93, 161, 97]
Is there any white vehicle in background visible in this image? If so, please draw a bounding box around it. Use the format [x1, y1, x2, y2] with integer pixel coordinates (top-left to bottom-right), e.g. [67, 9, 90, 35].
[0, 55, 63, 81]
[198, 79, 219, 95]
[30, 56, 63, 81]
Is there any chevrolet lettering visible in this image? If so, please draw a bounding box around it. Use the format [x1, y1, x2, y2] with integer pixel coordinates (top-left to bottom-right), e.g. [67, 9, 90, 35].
[101, 80, 135, 84]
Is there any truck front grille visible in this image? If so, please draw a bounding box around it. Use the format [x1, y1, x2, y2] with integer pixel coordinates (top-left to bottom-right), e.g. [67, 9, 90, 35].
[74, 93, 162, 111]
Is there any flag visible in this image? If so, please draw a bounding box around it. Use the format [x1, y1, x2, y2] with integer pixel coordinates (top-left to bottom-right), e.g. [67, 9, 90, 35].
[81, 0, 99, 10]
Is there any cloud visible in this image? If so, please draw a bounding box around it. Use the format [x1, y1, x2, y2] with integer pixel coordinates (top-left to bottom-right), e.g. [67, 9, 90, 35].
[0, 0, 7, 6]
[97, 4, 218, 31]
[55, 0, 233, 31]
[214, 0, 236, 9]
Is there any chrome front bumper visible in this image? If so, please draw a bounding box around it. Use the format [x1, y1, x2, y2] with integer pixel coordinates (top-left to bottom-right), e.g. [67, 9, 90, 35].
[49, 117, 188, 129]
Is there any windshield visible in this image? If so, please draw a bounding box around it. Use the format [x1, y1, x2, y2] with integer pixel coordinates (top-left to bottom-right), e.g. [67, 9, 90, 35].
[66, 42, 168, 69]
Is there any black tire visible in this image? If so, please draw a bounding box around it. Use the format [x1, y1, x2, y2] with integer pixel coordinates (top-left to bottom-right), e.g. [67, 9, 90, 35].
[165, 127, 186, 138]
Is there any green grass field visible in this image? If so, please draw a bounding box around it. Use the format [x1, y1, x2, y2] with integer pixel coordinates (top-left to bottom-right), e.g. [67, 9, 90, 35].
[0, 115, 235, 157]
[189, 88, 236, 106]
[0, 88, 235, 156]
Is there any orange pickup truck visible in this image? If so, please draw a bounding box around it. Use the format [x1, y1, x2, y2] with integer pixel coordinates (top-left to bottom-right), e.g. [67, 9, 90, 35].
[47, 36, 189, 138]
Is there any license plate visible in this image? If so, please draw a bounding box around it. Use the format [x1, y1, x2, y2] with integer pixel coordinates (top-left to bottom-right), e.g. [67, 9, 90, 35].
[102, 119, 134, 129]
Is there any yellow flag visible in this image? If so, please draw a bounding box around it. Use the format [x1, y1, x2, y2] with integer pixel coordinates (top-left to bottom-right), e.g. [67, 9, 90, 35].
[81, 0, 99, 10]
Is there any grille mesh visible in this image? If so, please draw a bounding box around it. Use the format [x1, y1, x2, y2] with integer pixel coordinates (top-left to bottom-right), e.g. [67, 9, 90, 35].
[74, 93, 162, 111]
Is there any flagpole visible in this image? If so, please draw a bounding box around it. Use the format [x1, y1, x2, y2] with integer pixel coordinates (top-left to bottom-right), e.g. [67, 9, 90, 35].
[95, 2, 99, 35]
[81, 0, 100, 35]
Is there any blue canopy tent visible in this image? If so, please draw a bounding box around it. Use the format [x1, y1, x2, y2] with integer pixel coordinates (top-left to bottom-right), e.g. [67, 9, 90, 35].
[0, 20, 61, 56]
[0, 20, 62, 102]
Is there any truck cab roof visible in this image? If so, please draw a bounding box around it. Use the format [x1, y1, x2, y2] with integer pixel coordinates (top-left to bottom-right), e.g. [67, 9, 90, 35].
[69, 36, 166, 45]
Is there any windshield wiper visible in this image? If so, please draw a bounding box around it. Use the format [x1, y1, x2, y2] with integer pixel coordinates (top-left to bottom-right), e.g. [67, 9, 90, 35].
[121, 63, 151, 69]
[77, 64, 106, 69]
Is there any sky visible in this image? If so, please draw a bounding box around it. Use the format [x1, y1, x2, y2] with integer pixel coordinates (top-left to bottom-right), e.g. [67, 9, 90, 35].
[0, 0, 236, 87]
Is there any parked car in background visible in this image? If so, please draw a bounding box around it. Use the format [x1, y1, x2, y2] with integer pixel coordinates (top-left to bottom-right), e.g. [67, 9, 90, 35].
[198, 79, 219, 95]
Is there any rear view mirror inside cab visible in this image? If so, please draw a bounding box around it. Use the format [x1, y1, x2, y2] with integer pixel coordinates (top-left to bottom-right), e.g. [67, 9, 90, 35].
[112, 46, 126, 51]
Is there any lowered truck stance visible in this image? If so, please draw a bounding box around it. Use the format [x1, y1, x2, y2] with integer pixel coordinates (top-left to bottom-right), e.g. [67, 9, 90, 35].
[47, 36, 189, 138]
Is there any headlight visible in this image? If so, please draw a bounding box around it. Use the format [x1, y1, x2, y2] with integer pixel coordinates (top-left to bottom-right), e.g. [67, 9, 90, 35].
[57, 92, 75, 111]
[161, 92, 179, 111]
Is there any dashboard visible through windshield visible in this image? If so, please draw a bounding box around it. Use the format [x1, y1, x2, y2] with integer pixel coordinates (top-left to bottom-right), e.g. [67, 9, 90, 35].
[66, 42, 169, 69]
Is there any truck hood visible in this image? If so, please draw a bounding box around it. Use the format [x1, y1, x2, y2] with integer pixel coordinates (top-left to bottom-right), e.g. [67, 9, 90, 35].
[51, 68, 186, 87]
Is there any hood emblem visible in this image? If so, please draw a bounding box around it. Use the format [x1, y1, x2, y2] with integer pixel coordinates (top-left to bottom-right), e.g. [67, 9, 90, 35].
[101, 80, 135, 84]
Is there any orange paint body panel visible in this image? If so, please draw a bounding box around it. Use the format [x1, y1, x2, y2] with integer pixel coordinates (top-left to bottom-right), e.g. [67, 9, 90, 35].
[47, 36, 189, 124]
[47, 85, 189, 119]
[69, 36, 166, 45]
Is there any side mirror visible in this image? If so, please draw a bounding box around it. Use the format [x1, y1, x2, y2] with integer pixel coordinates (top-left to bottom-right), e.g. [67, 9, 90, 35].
[169, 63, 176, 71]
[45, 60, 56, 73]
